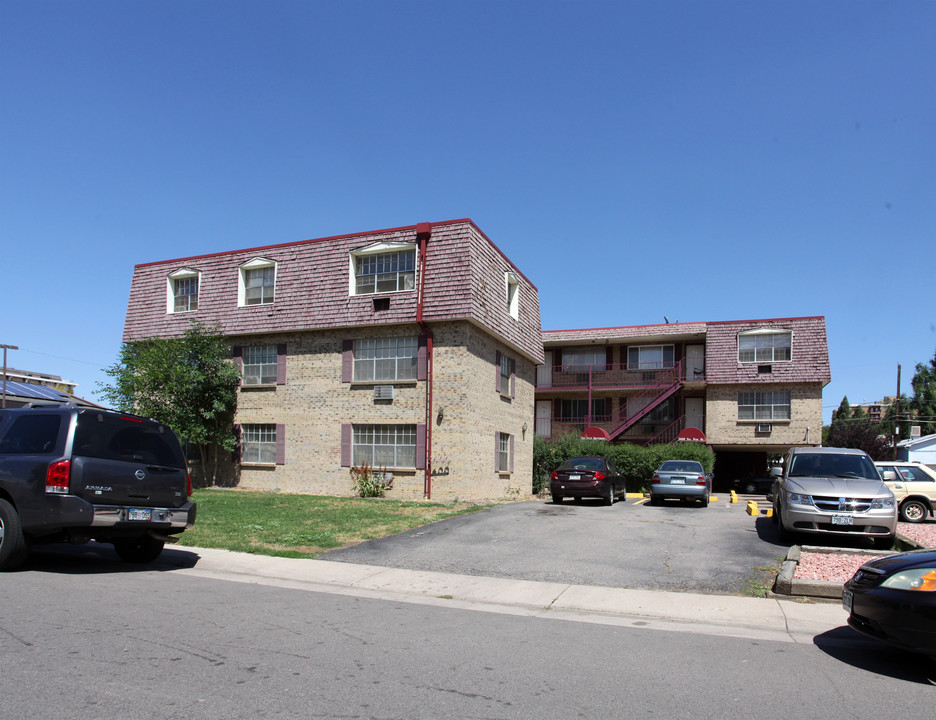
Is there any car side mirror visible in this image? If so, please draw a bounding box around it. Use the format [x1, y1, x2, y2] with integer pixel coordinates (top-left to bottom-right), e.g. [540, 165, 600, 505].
[770, 466, 782, 477]
[881, 470, 896, 481]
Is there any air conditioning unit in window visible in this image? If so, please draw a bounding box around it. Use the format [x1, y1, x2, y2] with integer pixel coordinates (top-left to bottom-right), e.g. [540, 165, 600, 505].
[756, 423, 772, 433]
[373, 385, 394, 401]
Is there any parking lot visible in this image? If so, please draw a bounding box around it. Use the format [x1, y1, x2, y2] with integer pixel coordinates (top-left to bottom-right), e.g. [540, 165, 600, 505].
[323, 494, 786, 595]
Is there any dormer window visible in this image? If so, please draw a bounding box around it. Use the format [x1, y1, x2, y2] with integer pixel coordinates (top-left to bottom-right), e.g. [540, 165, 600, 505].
[350, 243, 416, 295]
[239, 258, 276, 306]
[505, 272, 519, 319]
[167, 268, 200, 313]
[738, 329, 792, 363]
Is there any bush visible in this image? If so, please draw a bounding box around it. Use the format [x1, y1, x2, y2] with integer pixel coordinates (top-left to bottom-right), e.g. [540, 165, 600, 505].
[350, 463, 393, 498]
[532, 435, 714, 494]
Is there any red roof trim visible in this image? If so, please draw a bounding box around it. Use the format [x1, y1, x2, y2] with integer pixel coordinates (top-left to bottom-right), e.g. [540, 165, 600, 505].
[132, 218, 474, 269]
[543, 316, 824, 335]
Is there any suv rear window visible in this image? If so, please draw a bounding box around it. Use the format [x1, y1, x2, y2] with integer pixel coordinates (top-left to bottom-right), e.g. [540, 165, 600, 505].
[0, 415, 62, 454]
[73, 413, 185, 468]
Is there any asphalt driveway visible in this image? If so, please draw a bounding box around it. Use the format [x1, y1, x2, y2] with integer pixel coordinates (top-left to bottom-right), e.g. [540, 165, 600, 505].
[323, 496, 786, 595]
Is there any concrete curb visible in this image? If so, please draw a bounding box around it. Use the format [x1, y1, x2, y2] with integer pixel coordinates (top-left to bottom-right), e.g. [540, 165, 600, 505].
[773, 533, 925, 598]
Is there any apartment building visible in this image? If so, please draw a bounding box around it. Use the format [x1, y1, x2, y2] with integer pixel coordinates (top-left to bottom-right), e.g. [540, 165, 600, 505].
[123, 220, 543, 501]
[535, 317, 830, 488]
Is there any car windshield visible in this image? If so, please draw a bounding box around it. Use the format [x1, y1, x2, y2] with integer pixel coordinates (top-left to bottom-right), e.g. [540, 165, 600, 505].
[558, 458, 605, 471]
[789, 453, 878, 479]
[659, 461, 703, 473]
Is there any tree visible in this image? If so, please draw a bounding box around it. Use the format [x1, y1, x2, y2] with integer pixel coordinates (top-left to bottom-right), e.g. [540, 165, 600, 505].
[880, 394, 911, 442]
[910, 349, 936, 437]
[832, 396, 851, 426]
[825, 419, 891, 460]
[97, 321, 240, 485]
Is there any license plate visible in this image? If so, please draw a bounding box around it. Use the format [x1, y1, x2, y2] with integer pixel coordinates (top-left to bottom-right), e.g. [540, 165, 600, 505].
[568, 474, 580, 480]
[670, 478, 685, 484]
[842, 589, 853, 613]
[128, 508, 151, 521]
[831, 515, 854, 525]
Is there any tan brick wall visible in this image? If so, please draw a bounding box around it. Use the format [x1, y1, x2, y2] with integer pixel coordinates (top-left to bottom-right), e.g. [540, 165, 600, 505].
[232, 321, 534, 501]
[705, 383, 824, 448]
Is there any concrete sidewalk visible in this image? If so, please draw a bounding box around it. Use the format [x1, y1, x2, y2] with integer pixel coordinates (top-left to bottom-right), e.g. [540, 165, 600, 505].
[174, 547, 848, 645]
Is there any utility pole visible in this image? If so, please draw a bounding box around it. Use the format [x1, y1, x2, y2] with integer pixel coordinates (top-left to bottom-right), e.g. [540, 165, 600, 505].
[1, 343, 18, 409]
[894, 364, 901, 461]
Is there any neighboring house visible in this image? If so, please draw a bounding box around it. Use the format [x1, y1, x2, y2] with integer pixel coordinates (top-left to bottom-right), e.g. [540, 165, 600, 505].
[535, 317, 830, 487]
[123, 219, 543, 501]
[0, 379, 99, 409]
[0, 367, 78, 395]
[897, 433, 936, 469]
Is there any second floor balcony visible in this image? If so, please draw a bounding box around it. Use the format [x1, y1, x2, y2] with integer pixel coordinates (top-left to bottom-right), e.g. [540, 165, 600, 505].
[536, 359, 704, 391]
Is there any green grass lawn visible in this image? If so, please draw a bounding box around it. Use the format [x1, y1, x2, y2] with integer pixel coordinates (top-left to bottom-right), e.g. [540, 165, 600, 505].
[177, 488, 492, 559]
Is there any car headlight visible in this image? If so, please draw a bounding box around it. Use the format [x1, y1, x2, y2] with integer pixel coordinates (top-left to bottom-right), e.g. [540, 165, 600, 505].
[787, 492, 814, 506]
[881, 569, 936, 592]
[870, 497, 895, 509]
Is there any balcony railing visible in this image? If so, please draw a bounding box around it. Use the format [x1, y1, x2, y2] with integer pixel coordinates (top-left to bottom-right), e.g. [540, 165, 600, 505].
[536, 359, 703, 390]
[537, 415, 687, 446]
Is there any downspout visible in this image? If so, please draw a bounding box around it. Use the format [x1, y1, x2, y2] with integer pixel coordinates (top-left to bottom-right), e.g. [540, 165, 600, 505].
[415, 222, 433, 499]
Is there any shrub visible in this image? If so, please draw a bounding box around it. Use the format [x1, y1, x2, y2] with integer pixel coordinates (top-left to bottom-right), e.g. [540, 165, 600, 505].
[350, 463, 393, 498]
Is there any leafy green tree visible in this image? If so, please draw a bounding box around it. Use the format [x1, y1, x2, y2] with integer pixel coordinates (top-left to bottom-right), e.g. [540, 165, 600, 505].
[880, 394, 911, 442]
[850, 405, 868, 422]
[832, 396, 851, 426]
[97, 321, 240, 485]
[825, 419, 891, 460]
[910, 349, 936, 436]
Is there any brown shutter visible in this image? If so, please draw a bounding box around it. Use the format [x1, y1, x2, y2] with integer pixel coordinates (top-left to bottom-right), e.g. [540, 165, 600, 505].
[275, 424, 286, 465]
[415, 424, 426, 469]
[276, 344, 287, 385]
[342, 340, 353, 382]
[417, 336, 428, 381]
[340, 423, 352, 466]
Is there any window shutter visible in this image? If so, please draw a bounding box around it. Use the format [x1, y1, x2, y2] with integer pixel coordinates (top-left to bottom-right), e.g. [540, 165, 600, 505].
[494, 432, 499, 472]
[495, 351, 501, 391]
[275, 424, 286, 465]
[340, 423, 352, 466]
[416, 424, 426, 469]
[232, 346, 243, 385]
[509, 434, 514, 473]
[276, 344, 287, 385]
[342, 340, 353, 382]
[417, 336, 428, 381]
[510, 359, 516, 398]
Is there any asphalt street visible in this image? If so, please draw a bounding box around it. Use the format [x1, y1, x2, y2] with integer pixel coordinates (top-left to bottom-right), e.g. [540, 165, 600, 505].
[323, 494, 784, 594]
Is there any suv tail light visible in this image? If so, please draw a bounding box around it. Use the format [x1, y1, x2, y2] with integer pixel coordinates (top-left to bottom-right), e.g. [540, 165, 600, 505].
[186, 472, 193, 498]
[550, 471, 558, 480]
[46, 459, 71, 494]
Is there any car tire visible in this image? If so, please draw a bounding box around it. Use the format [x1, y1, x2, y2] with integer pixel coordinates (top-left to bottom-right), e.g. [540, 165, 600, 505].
[0, 498, 29, 572]
[605, 486, 614, 506]
[899, 499, 928, 523]
[113, 535, 165, 563]
[872, 535, 895, 551]
[552, 494, 563, 504]
[777, 507, 792, 543]
[700, 494, 709, 508]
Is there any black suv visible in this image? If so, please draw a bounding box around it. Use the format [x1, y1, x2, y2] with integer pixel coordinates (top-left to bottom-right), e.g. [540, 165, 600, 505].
[0, 405, 196, 570]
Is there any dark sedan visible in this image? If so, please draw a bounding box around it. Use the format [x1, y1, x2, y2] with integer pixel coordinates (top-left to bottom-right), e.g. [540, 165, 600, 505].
[550, 456, 624, 506]
[843, 548, 936, 657]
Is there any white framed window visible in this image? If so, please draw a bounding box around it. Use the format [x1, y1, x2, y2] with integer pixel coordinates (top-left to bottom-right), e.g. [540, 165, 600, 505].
[496, 432, 513, 473]
[243, 345, 277, 385]
[505, 271, 519, 319]
[350, 243, 416, 295]
[238, 258, 276, 306]
[242, 424, 277, 464]
[353, 337, 418, 382]
[166, 268, 200, 313]
[498, 353, 511, 395]
[738, 330, 792, 363]
[352, 424, 416, 467]
[738, 391, 791, 420]
[628, 345, 674, 370]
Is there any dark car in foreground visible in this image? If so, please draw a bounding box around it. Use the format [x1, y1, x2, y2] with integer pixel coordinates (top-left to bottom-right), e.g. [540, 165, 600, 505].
[0, 405, 196, 570]
[550, 456, 624, 506]
[649, 460, 710, 506]
[843, 548, 936, 658]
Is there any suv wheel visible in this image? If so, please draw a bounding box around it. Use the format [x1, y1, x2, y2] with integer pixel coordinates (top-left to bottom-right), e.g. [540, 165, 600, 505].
[899, 499, 928, 523]
[113, 535, 165, 563]
[0, 499, 29, 571]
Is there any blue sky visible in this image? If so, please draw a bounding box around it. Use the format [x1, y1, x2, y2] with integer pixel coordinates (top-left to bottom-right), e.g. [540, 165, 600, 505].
[2, 1, 933, 423]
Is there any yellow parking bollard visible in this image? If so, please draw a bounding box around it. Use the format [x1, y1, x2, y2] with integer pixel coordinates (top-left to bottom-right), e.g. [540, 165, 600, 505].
[730, 490, 738, 504]
[746, 500, 759, 516]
